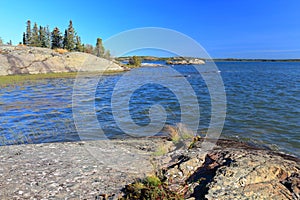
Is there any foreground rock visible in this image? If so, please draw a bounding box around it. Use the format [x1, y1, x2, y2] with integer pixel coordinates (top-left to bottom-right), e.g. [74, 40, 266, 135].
[0, 46, 124, 76]
[152, 139, 300, 200]
[0, 138, 167, 199]
[0, 138, 299, 199]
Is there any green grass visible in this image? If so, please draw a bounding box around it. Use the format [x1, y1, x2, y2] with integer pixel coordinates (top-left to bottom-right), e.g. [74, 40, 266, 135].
[122, 175, 184, 200]
[125, 64, 140, 68]
[152, 145, 168, 156]
[0, 70, 124, 87]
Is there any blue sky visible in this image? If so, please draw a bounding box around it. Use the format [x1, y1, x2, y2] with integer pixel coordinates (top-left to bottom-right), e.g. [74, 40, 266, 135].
[0, 0, 299, 59]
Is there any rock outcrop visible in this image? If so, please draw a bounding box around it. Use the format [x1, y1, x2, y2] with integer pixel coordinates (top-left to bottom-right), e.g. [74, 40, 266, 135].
[0, 46, 124, 76]
[0, 138, 299, 199]
[152, 139, 300, 200]
[166, 58, 205, 65]
[141, 63, 166, 67]
[0, 139, 162, 199]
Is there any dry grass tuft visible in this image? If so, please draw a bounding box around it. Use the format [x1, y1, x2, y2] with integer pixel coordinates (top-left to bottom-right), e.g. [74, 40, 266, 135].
[164, 124, 180, 143]
[164, 123, 195, 144]
[54, 48, 68, 54]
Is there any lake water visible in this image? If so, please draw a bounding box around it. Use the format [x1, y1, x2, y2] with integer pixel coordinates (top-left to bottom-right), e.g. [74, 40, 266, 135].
[0, 62, 299, 157]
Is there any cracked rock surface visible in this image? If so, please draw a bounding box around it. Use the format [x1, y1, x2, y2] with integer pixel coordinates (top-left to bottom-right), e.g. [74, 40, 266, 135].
[0, 138, 162, 199]
[0, 46, 123, 75]
[0, 138, 299, 199]
[152, 139, 300, 200]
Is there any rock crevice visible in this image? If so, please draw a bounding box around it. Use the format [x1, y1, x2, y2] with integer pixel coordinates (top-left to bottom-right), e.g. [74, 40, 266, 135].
[152, 139, 300, 200]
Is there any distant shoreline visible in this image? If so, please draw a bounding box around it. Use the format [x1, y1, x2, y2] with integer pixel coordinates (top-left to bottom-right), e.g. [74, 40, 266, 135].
[116, 56, 300, 63]
[210, 58, 300, 62]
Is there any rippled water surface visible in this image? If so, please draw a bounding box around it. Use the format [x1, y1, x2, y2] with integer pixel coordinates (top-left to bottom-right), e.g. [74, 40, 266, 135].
[0, 62, 299, 157]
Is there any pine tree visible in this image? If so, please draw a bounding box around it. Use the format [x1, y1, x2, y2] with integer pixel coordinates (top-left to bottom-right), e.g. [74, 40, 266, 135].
[31, 23, 39, 46]
[0, 37, 3, 45]
[45, 26, 51, 48]
[25, 20, 32, 45]
[63, 20, 76, 51]
[95, 38, 105, 57]
[22, 32, 26, 45]
[39, 26, 47, 47]
[74, 36, 83, 52]
[83, 44, 94, 54]
[104, 50, 111, 59]
[51, 27, 62, 49]
[63, 29, 68, 49]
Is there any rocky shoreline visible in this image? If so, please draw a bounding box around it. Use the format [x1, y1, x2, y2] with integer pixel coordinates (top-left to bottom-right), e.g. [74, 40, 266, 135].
[166, 58, 205, 65]
[0, 46, 124, 76]
[0, 138, 298, 199]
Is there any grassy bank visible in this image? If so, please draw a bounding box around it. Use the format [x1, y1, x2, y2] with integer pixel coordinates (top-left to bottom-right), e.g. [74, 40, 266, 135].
[0, 70, 124, 87]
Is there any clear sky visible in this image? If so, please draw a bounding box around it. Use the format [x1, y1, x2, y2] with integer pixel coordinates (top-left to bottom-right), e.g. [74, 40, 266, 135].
[0, 0, 299, 59]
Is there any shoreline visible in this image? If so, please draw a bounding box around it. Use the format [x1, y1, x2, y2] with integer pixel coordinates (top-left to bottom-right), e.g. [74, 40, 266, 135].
[1, 138, 299, 199]
[116, 56, 300, 63]
[0, 70, 125, 87]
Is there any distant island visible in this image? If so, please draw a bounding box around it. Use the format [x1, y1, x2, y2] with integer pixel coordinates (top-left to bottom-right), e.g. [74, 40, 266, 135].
[116, 56, 300, 63]
[1, 46, 300, 77]
[210, 58, 300, 62]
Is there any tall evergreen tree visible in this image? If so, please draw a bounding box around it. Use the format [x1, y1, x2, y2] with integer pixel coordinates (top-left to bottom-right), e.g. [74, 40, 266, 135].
[45, 26, 51, 48]
[95, 38, 105, 57]
[22, 33, 26, 45]
[51, 27, 62, 49]
[63, 29, 68, 49]
[104, 50, 111, 59]
[74, 36, 83, 52]
[0, 37, 3, 45]
[39, 26, 47, 47]
[31, 23, 39, 46]
[63, 20, 76, 51]
[25, 20, 32, 45]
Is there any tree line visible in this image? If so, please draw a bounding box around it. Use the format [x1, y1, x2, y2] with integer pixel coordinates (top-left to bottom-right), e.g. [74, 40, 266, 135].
[0, 37, 12, 46]
[22, 20, 110, 58]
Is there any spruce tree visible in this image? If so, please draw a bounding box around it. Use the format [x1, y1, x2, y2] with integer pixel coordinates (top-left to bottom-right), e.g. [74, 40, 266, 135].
[39, 26, 47, 47]
[31, 23, 39, 46]
[22, 33, 26, 45]
[104, 50, 111, 59]
[45, 26, 51, 48]
[51, 27, 62, 49]
[25, 20, 32, 45]
[75, 36, 83, 52]
[63, 20, 76, 51]
[95, 38, 105, 57]
[63, 29, 68, 49]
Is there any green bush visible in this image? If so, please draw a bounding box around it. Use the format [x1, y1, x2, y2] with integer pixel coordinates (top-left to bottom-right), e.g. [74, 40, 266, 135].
[122, 175, 184, 200]
[128, 56, 141, 67]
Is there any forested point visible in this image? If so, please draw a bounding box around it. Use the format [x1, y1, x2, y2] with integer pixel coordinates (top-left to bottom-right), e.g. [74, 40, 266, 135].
[19, 20, 110, 59]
